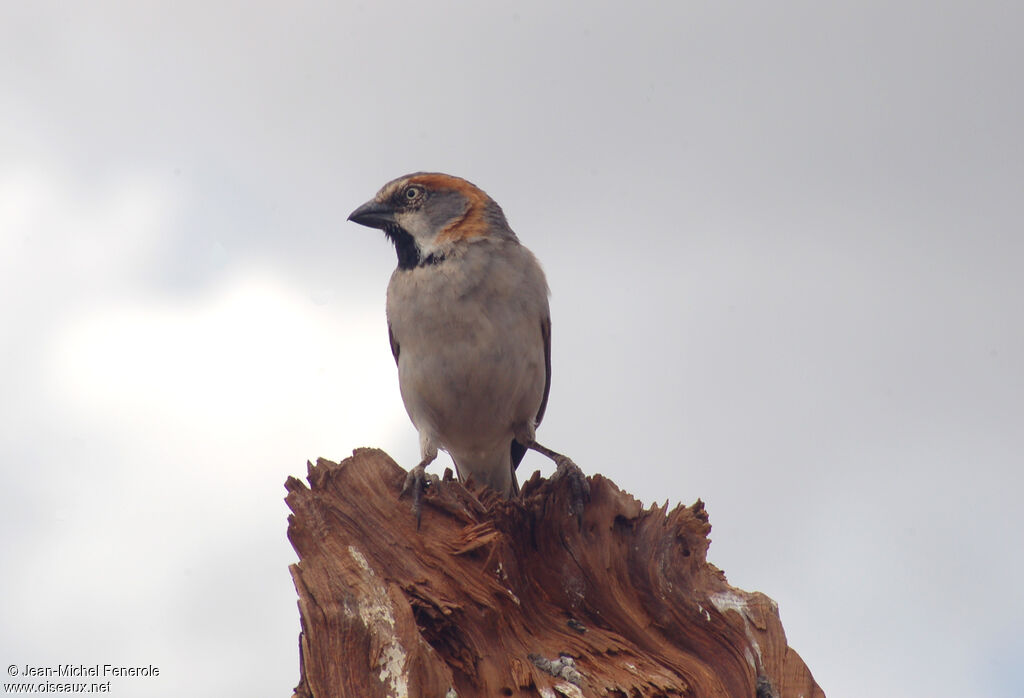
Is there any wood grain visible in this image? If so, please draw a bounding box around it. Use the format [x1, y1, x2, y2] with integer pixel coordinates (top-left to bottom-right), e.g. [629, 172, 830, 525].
[286, 448, 824, 698]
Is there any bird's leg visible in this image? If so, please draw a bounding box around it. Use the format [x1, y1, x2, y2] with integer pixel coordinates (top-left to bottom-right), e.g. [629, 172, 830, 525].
[400, 450, 439, 530]
[528, 441, 591, 517]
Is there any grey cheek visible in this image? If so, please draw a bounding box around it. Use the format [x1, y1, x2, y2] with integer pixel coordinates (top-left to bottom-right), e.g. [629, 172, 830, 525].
[425, 193, 469, 231]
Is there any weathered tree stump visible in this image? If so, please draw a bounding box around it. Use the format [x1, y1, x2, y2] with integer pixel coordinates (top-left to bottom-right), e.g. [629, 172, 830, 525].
[285, 448, 824, 698]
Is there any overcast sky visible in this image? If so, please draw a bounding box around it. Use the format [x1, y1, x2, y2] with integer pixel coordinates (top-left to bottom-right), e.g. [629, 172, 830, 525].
[2, 2, 1022, 696]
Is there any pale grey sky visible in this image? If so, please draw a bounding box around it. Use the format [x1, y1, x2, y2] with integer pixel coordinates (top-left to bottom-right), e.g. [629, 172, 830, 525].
[2, 2, 1022, 696]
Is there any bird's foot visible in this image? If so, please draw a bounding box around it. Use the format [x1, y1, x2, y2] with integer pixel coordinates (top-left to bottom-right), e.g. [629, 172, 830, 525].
[550, 455, 591, 519]
[527, 440, 591, 520]
[400, 462, 439, 529]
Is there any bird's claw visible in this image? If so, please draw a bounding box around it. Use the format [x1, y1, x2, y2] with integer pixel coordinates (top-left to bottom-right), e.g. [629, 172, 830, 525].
[551, 456, 590, 519]
[400, 463, 438, 529]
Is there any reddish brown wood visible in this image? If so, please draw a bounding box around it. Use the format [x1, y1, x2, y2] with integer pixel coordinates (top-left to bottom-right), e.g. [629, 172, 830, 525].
[286, 448, 824, 698]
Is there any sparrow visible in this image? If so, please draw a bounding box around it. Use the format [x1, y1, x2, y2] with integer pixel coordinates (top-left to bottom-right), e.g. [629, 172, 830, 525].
[347, 172, 587, 524]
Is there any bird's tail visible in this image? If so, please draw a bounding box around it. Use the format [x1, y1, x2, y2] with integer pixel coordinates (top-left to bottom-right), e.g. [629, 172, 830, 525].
[452, 445, 518, 498]
[509, 439, 527, 495]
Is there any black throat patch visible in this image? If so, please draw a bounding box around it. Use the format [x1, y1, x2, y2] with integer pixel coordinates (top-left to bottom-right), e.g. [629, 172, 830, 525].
[384, 224, 421, 270]
[384, 224, 447, 270]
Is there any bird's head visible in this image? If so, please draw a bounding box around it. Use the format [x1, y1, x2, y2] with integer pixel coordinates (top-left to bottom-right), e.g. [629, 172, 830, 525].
[348, 172, 514, 269]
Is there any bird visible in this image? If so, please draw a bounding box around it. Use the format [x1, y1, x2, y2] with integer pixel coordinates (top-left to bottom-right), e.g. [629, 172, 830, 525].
[347, 172, 587, 523]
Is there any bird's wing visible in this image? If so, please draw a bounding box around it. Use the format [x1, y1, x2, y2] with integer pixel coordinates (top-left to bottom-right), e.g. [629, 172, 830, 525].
[387, 322, 400, 365]
[535, 316, 552, 426]
[510, 316, 552, 480]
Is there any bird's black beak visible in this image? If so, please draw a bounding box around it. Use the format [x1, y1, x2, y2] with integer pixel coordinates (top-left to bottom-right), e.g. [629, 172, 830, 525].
[347, 199, 395, 230]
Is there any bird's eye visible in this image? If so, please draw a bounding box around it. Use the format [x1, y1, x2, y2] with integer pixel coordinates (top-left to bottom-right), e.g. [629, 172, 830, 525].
[404, 186, 422, 201]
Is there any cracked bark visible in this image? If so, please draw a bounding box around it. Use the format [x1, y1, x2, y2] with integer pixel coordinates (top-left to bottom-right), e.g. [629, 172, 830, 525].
[286, 448, 825, 698]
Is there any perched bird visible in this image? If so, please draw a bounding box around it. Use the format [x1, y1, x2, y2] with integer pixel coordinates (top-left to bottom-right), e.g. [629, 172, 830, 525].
[347, 172, 586, 522]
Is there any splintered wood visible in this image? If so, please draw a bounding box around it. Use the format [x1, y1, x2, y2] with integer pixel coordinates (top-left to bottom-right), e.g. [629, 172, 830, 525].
[285, 448, 824, 698]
